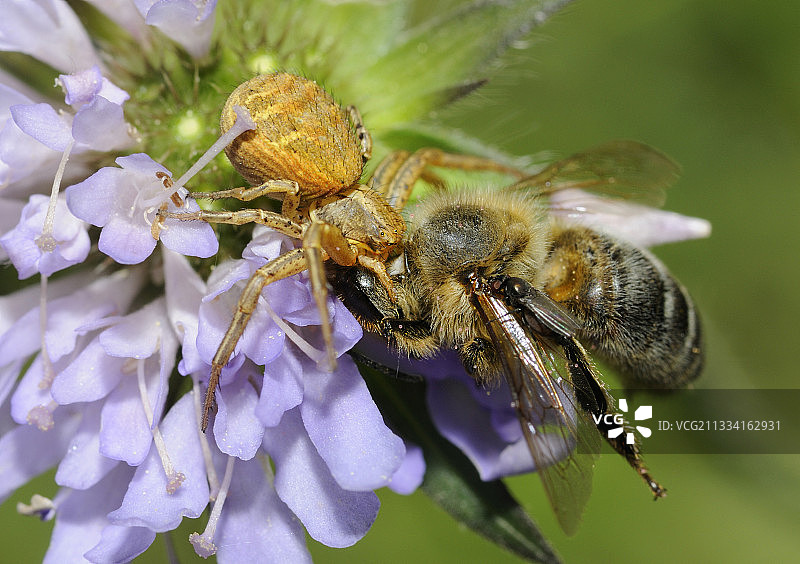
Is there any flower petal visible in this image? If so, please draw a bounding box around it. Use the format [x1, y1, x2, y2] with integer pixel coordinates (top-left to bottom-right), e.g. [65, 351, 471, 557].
[98, 360, 161, 466]
[72, 96, 132, 151]
[262, 408, 379, 548]
[55, 401, 119, 490]
[0, 193, 90, 278]
[0, 409, 81, 503]
[0, 0, 100, 72]
[108, 392, 208, 531]
[58, 66, 103, 107]
[387, 443, 425, 495]
[98, 299, 166, 359]
[84, 524, 156, 564]
[163, 248, 207, 374]
[215, 456, 311, 563]
[159, 199, 219, 258]
[550, 188, 712, 247]
[99, 215, 158, 264]
[51, 338, 125, 404]
[427, 376, 537, 480]
[83, 0, 148, 41]
[213, 367, 264, 460]
[256, 351, 304, 427]
[301, 355, 404, 491]
[10, 355, 56, 425]
[141, 0, 218, 59]
[65, 167, 120, 226]
[43, 464, 138, 564]
[10, 103, 72, 151]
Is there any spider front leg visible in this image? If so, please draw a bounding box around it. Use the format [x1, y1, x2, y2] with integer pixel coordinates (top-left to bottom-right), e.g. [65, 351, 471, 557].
[302, 219, 360, 373]
[157, 207, 303, 238]
[202, 247, 307, 431]
[188, 178, 303, 222]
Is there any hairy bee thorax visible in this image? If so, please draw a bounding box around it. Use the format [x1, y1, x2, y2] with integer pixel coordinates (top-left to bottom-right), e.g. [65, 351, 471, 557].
[401, 189, 550, 348]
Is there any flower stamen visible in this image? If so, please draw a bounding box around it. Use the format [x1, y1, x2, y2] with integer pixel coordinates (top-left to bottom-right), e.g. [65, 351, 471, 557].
[35, 140, 74, 253]
[136, 359, 185, 494]
[26, 400, 58, 431]
[38, 275, 56, 390]
[261, 297, 328, 367]
[17, 494, 56, 521]
[189, 455, 236, 558]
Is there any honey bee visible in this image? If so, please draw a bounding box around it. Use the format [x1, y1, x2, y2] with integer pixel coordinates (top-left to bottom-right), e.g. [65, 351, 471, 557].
[330, 141, 705, 533]
[160, 72, 524, 429]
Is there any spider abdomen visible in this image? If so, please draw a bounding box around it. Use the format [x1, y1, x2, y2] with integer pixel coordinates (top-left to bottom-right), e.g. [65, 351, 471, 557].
[220, 73, 364, 197]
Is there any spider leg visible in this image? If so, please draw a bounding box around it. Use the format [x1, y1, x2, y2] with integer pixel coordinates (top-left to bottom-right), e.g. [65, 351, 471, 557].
[202, 247, 307, 431]
[187, 179, 303, 223]
[368, 151, 408, 197]
[188, 179, 299, 202]
[346, 105, 372, 163]
[159, 208, 303, 238]
[376, 148, 528, 211]
[356, 255, 395, 300]
[303, 219, 359, 372]
[368, 151, 446, 195]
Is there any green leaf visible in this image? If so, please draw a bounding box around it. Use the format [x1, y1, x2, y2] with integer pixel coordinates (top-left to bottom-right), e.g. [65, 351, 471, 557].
[357, 359, 562, 564]
[360, 0, 574, 126]
[238, 0, 408, 86]
[379, 121, 548, 167]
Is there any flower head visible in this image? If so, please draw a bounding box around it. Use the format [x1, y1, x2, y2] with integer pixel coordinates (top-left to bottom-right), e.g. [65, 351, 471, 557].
[0, 0, 709, 562]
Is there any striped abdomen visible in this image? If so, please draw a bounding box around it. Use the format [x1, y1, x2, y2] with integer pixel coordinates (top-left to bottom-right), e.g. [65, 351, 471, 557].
[539, 226, 703, 389]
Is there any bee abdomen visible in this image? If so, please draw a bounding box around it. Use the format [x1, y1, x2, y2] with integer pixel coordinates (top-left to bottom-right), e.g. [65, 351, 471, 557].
[540, 227, 703, 389]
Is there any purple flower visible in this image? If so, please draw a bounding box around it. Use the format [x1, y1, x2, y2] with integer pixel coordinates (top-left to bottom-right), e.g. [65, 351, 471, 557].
[0, 193, 90, 278]
[0, 84, 71, 198]
[0, 0, 711, 560]
[549, 188, 711, 247]
[136, 0, 218, 58]
[66, 153, 219, 264]
[0, 0, 438, 558]
[0, 0, 100, 72]
[161, 229, 412, 554]
[359, 341, 538, 481]
[426, 367, 540, 480]
[0, 64, 134, 225]
[9, 68, 133, 156]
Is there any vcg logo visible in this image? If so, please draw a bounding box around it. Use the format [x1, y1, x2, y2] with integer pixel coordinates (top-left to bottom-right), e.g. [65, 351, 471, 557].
[591, 399, 653, 444]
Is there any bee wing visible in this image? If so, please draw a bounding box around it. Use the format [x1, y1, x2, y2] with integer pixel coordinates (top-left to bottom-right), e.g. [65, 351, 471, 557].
[472, 286, 601, 535]
[509, 140, 679, 207]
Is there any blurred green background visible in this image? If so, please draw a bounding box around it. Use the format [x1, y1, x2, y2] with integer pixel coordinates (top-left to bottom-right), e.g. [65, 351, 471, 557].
[3, 0, 798, 562]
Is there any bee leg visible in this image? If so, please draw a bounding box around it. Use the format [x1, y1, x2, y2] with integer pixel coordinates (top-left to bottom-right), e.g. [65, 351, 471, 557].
[378, 317, 438, 358]
[458, 337, 497, 379]
[203, 248, 307, 431]
[563, 339, 668, 499]
[600, 419, 667, 499]
[304, 219, 360, 373]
